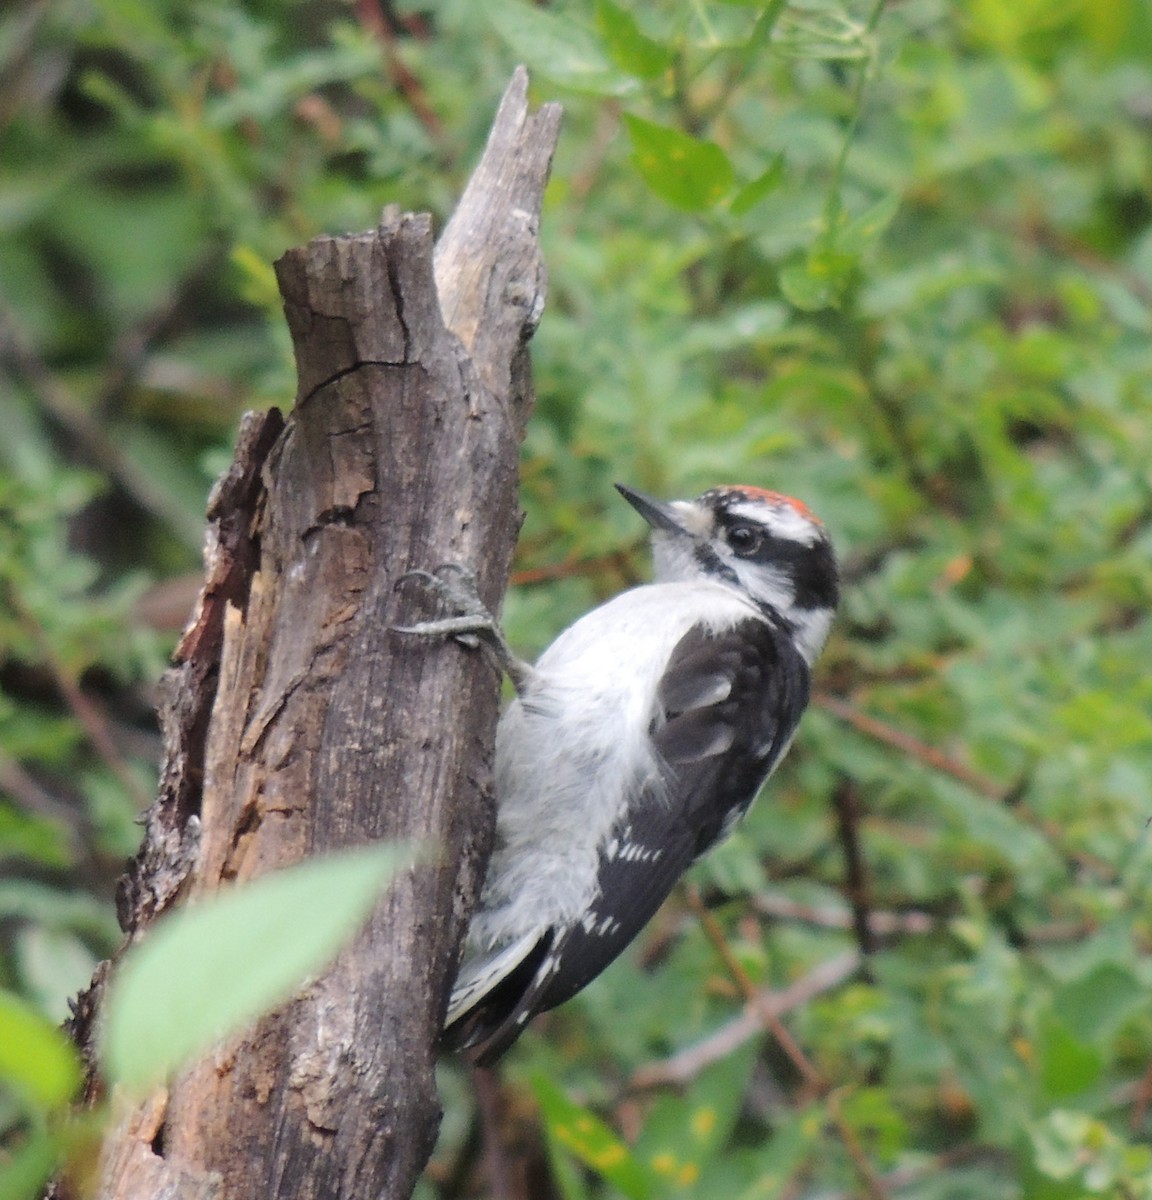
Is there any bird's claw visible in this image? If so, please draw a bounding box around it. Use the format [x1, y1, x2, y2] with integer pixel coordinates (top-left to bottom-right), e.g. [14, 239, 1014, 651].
[395, 563, 482, 606]
[394, 563, 492, 644]
[393, 562, 532, 693]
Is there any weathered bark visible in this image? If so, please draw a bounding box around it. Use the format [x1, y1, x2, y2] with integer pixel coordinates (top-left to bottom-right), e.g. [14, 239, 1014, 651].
[84, 69, 562, 1200]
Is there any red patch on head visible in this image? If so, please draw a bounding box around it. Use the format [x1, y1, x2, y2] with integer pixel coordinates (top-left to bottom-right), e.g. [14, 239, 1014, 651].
[721, 485, 822, 524]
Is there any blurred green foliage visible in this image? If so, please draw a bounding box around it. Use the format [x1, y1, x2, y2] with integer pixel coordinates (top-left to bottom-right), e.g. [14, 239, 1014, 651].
[2, 0, 1152, 1196]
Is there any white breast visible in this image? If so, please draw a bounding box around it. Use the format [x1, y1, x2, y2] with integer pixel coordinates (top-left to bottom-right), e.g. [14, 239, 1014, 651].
[469, 580, 762, 948]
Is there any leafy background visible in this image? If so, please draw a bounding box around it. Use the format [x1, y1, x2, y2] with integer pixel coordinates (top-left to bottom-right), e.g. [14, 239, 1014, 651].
[3, 0, 1152, 1196]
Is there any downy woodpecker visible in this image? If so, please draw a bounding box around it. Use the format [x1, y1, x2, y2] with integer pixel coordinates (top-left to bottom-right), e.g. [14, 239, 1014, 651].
[400, 483, 838, 1063]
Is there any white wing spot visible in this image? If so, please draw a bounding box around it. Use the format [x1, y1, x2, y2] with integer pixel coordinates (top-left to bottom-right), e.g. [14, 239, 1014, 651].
[618, 841, 662, 863]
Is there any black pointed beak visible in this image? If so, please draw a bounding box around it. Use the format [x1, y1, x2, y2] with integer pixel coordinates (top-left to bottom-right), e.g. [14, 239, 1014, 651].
[615, 484, 688, 535]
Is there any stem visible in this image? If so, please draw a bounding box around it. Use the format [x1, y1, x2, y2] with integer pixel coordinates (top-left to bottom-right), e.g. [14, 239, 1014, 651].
[822, 0, 888, 237]
[689, 0, 719, 47]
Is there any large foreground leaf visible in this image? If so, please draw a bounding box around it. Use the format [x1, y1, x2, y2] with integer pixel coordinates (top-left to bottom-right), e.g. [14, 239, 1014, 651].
[101, 842, 418, 1092]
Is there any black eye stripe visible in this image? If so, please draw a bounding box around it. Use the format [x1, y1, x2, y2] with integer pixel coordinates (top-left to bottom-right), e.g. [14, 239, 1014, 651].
[714, 515, 839, 612]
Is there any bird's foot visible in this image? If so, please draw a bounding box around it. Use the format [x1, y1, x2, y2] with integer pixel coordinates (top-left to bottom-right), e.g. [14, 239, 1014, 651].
[394, 564, 533, 693]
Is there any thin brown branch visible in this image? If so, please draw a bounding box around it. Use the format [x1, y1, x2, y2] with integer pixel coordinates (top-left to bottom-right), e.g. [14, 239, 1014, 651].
[817, 1143, 1013, 1200]
[0, 745, 83, 849]
[355, 0, 444, 140]
[685, 885, 888, 1199]
[685, 884, 825, 1093]
[629, 951, 860, 1089]
[92, 252, 222, 420]
[752, 893, 1095, 947]
[471, 1067, 522, 1200]
[7, 587, 153, 813]
[1130, 1054, 1152, 1136]
[815, 692, 1006, 800]
[826, 1088, 889, 1200]
[509, 548, 633, 587]
[752, 892, 934, 936]
[0, 293, 203, 548]
[816, 694, 1124, 882]
[987, 209, 1152, 307]
[831, 778, 878, 965]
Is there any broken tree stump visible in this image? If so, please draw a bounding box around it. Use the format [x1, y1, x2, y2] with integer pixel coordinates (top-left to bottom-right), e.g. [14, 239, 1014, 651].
[83, 69, 561, 1200]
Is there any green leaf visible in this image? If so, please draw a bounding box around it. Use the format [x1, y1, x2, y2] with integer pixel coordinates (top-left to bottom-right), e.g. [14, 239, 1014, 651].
[594, 0, 674, 79]
[0, 1127, 63, 1200]
[231, 243, 282, 308]
[835, 1088, 910, 1165]
[100, 842, 417, 1092]
[485, 0, 634, 95]
[0, 802, 72, 870]
[543, 1116, 595, 1200]
[778, 230, 862, 311]
[1038, 1015, 1103, 1100]
[835, 193, 901, 256]
[0, 989, 82, 1110]
[623, 116, 735, 212]
[14, 925, 98, 1023]
[778, 258, 842, 311]
[634, 1053, 755, 1186]
[534, 1074, 656, 1200]
[729, 155, 785, 216]
[1055, 963, 1144, 1043]
[1029, 1110, 1152, 1193]
[747, 0, 790, 36]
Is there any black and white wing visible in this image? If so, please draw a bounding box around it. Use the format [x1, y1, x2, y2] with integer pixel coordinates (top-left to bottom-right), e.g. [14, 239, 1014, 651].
[444, 616, 810, 1064]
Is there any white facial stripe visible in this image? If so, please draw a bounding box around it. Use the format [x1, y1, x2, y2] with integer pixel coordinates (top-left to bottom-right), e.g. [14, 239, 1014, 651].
[669, 500, 713, 537]
[726, 498, 821, 546]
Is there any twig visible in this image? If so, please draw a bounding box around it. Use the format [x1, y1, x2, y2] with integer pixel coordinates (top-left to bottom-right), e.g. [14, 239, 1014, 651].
[0, 293, 203, 548]
[0, 746, 84, 851]
[92, 253, 221, 419]
[808, 1143, 1012, 1200]
[826, 1088, 888, 1200]
[6, 585, 153, 813]
[752, 892, 933, 936]
[1130, 1054, 1152, 1136]
[509, 548, 633, 587]
[753, 893, 1095, 947]
[814, 692, 1006, 800]
[354, 0, 444, 140]
[566, 100, 622, 216]
[471, 1066, 525, 1200]
[831, 778, 878, 966]
[815, 695, 1125, 881]
[1025, 920, 1098, 944]
[685, 885, 888, 1199]
[995, 211, 1152, 308]
[630, 951, 861, 1089]
[431, 1109, 483, 1200]
[685, 884, 825, 1091]
[820, 0, 889, 234]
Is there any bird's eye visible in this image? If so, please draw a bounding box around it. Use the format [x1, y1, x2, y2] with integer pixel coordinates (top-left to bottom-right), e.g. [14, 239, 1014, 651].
[727, 524, 761, 556]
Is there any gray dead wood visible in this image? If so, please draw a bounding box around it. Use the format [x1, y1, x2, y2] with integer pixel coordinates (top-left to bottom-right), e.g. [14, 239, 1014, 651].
[81, 68, 561, 1200]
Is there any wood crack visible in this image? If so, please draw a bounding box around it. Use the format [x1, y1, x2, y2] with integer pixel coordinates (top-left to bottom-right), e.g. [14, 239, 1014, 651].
[81, 69, 561, 1200]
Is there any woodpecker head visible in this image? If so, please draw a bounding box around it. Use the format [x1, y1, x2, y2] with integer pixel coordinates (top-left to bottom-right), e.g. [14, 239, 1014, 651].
[616, 482, 839, 663]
